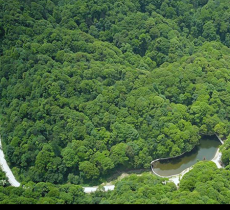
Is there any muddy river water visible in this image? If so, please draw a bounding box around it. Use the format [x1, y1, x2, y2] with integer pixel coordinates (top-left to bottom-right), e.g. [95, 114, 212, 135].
[152, 135, 221, 177]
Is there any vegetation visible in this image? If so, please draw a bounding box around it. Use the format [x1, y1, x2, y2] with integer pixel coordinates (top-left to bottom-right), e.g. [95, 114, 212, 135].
[100, 162, 230, 204]
[0, 169, 10, 187]
[1, 0, 230, 204]
[1, 162, 230, 204]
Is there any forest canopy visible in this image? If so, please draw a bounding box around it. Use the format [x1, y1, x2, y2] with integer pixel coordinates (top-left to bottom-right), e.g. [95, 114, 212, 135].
[1, 0, 230, 204]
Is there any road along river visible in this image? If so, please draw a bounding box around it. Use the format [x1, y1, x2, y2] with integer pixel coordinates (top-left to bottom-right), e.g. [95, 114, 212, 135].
[0, 136, 20, 187]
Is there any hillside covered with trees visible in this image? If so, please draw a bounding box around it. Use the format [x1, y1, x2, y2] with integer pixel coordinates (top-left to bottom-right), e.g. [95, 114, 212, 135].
[1, 0, 230, 204]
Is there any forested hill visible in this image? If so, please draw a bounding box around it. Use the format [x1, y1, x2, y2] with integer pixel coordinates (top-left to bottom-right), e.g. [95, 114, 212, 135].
[2, 0, 230, 204]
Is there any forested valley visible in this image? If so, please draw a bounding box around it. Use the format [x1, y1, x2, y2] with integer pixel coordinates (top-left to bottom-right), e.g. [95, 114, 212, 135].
[2, 0, 230, 204]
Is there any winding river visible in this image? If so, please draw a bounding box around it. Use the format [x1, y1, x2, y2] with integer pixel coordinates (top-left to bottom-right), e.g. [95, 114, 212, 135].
[151, 135, 222, 177]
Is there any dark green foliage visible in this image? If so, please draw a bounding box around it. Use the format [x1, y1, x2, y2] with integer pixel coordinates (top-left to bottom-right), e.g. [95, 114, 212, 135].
[0, 180, 92, 204]
[1, 0, 230, 204]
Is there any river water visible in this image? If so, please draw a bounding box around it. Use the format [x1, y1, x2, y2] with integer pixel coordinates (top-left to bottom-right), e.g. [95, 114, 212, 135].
[152, 135, 221, 177]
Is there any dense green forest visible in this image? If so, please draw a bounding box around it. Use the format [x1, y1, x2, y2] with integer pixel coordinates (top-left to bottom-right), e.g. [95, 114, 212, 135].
[2, 0, 230, 204]
[1, 160, 230, 204]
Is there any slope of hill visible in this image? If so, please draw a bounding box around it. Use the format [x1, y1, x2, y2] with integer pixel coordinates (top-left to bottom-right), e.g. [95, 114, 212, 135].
[1, 0, 230, 204]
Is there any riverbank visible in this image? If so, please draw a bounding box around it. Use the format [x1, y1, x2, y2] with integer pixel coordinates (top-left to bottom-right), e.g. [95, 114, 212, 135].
[159, 135, 224, 187]
[211, 148, 223, 169]
[83, 169, 149, 193]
